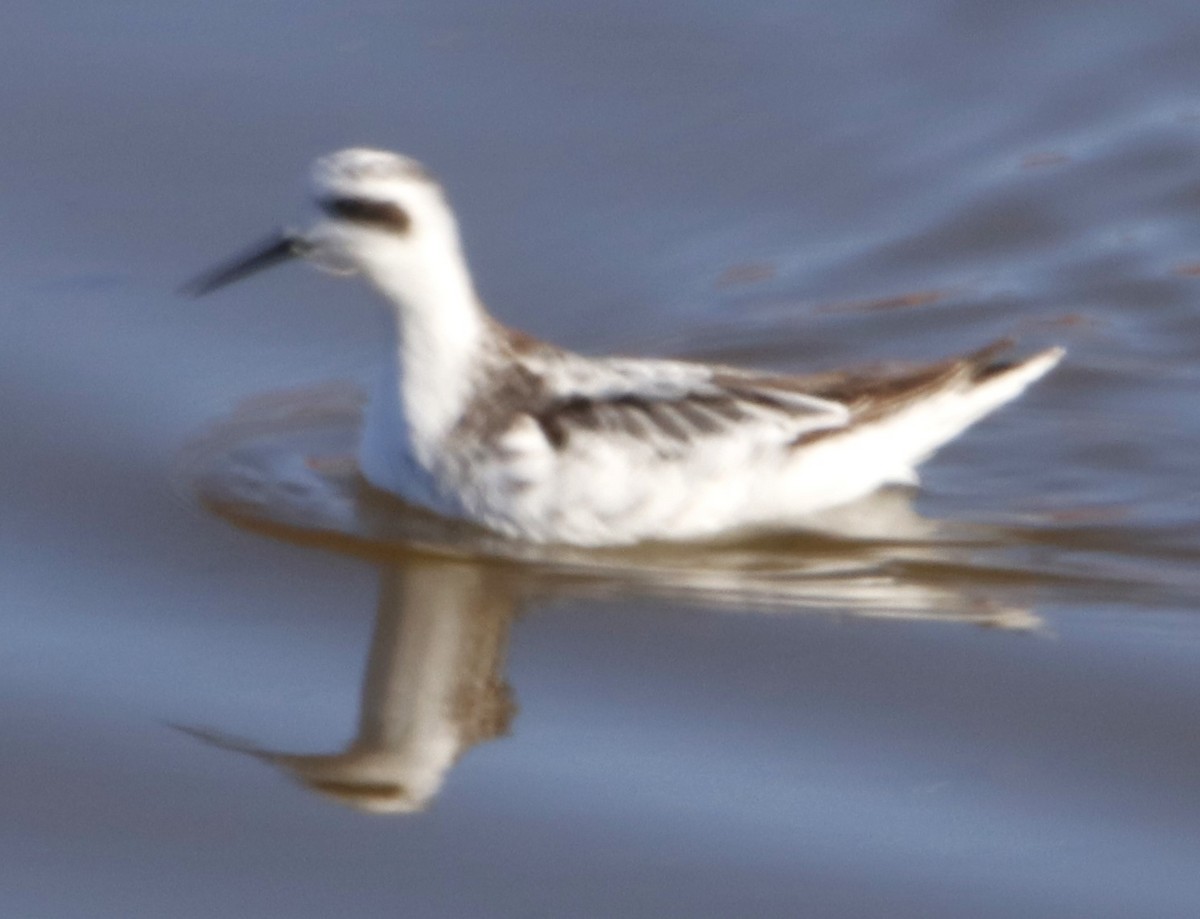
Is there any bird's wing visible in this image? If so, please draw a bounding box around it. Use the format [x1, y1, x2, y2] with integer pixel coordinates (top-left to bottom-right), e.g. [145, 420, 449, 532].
[527, 357, 851, 451]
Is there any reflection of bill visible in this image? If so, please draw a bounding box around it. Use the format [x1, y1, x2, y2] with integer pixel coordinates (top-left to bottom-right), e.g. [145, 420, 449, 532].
[175, 383, 1042, 813]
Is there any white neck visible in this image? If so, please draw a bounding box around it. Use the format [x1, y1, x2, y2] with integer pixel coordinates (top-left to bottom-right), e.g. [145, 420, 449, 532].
[359, 226, 489, 453]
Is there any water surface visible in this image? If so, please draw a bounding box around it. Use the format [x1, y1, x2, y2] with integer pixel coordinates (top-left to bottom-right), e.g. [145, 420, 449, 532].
[3, 2, 1200, 916]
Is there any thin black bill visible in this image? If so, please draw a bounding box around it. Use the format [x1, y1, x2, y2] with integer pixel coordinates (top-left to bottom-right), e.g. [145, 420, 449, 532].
[181, 231, 306, 297]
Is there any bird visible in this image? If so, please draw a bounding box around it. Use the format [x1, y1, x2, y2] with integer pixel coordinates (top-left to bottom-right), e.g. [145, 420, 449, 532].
[185, 147, 1064, 547]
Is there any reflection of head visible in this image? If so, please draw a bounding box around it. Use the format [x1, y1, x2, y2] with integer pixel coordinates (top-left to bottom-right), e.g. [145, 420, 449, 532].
[309, 778, 410, 812]
[282, 747, 468, 815]
[297, 662, 515, 814]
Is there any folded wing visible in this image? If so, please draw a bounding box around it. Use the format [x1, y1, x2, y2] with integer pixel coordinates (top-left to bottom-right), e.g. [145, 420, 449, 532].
[528, 357, 851, 453]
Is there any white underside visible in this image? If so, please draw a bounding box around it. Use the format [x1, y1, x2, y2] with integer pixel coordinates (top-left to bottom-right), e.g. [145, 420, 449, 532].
[359, 347, 1064, 547]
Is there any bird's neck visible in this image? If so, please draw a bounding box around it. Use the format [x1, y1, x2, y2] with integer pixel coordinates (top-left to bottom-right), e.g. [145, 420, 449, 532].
[367, 239, 490, 451]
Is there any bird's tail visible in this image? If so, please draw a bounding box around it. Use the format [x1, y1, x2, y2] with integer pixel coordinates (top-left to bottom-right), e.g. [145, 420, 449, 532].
[783, 341, 1065, 501]
[873, 344, 1065, 481]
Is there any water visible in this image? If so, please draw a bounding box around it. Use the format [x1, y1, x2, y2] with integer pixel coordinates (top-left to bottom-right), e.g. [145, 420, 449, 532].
[3, 1, 1200, 916]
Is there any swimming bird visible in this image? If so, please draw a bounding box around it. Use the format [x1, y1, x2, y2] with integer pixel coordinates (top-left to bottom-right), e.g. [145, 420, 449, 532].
[185, 148, 1064, 546]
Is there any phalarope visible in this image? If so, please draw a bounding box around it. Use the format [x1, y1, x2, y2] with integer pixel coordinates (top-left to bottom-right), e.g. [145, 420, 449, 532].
[186, 148, 1064, 546]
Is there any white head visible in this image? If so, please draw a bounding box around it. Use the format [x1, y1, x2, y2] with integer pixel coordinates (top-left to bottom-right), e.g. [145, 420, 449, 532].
[185, 147, 477, 314]
[304, 149, 463, 283]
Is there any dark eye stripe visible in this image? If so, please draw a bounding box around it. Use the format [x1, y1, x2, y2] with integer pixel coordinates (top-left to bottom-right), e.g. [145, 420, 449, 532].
[319, 196, 411, 233]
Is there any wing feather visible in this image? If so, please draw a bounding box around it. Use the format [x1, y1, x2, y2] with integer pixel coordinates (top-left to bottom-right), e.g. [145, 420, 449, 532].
[528, 360, 850, 451]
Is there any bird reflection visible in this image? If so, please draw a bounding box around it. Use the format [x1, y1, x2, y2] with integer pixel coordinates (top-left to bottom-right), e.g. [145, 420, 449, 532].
[175, 382, 1045, 813]
[180, 557, 519, 813]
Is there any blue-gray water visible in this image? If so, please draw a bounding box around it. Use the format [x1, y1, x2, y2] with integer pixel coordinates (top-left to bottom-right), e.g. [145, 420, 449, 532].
[3, 2, 1200, 916]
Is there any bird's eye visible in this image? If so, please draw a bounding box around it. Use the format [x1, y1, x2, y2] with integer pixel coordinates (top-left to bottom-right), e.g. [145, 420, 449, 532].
[320, 196, 411, 233]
